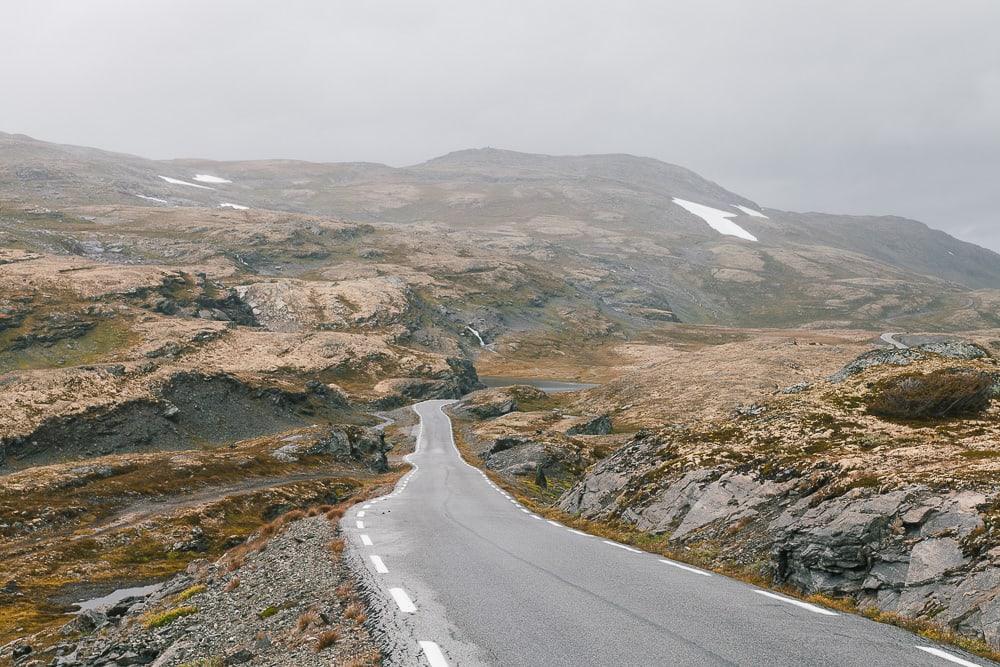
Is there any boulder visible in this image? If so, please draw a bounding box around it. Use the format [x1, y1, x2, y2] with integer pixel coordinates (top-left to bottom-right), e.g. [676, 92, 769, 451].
[829, 348, 924, 383]
[60, 609, 107, 636]
[565, 414, 612, 436]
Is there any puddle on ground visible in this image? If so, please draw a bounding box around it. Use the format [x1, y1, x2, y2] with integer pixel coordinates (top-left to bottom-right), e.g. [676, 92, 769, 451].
[478, 376, 598, 394]
[73, 583, 163, 613]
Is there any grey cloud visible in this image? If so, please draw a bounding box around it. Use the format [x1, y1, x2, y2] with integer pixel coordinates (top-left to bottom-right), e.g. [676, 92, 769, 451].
[1, 0, 997, 249]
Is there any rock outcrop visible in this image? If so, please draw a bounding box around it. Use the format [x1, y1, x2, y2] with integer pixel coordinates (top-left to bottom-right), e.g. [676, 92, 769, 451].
[560, 431, 1000, 649]
[271, 426, 392, 472]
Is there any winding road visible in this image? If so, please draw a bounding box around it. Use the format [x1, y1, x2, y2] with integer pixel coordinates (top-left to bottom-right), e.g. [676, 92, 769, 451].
[347, 399, 990, 667]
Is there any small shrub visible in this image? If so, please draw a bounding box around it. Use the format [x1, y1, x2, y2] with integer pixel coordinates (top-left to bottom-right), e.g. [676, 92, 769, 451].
[335, 582, 353, 599]
[225, 554, 245, 572]
[342, 649, 382, 667]
[329, 538, 345, 556]
[315, 628, 341, 651]
[326, 507, 346, 522]
[179, 658, 223, 667]
[174, 584, 207, 602]
[344, 602, 366, 623]
[258, 605, 279, 619]
[866, 368, 994, 420]
[142, 605, 198, 629]
[297, 609, 322, 632]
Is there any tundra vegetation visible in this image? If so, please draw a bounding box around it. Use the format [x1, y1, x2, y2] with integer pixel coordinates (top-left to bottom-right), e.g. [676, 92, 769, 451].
[3, 133, 1000, 661]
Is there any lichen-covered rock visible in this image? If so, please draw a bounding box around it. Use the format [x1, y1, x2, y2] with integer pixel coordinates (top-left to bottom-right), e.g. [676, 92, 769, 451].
[564, 414, 612, 436]
[829, 349, 925, 383]
[559, 430, 1000, 649]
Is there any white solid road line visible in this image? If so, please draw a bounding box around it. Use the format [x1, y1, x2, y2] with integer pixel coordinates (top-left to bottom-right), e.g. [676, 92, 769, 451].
[420, 641, 449, 667]
[370, 555, 389, 574]
[530, 515, 543, 520]
[568, 529, 590, 536]
[754, 590, 838, 616]
[356, 520, 365, 529]
[361, 534, 373, 546]
[390, 587, 417, 613]
[916, 646, 983, 667]
[659, 559, 712, 577]
[603, 540, 642, 554]
[547, 520, 561, 526]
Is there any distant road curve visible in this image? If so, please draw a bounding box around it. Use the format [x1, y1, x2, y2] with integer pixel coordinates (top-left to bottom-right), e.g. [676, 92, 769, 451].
[881, 332, 909, 349]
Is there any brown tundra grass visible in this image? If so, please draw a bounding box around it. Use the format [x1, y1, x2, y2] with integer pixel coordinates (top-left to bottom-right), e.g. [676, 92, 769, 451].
[329, 538, 346, 556]
[344, 602, 366, 624]
[224, 576, 240, 592]
[296, 608, 322, 632]
[315, 628, 341, 652]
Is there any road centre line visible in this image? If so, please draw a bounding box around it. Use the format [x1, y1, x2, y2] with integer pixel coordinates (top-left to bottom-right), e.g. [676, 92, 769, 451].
[370, 555, 389, 573]
[419, 641, 449, 667]
[390, 587, 417, 613]
[361, 534, 373, 546]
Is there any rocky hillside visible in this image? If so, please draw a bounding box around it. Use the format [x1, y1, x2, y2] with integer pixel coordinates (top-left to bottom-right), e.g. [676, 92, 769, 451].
[3, 132, 1000, 331]
[556, 343, 1000, 652]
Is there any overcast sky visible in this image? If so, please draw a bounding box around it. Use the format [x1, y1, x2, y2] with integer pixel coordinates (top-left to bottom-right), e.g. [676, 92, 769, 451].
[3, 1, 998, 250]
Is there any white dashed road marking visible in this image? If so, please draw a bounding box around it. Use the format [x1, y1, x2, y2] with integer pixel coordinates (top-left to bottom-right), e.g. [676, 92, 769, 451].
[754, 590, 838, 616]
[370, 555, 389, 573]
[419, 641, 449, 667]
[356, 520, 365, 529]
[390, 587, 417, 613]
[358, 511, 365, 518]
[603, 540, 642, 554]
[659, 559, 712, 577]
[361, 534, 373, 546]
[916, 646, 982, 666]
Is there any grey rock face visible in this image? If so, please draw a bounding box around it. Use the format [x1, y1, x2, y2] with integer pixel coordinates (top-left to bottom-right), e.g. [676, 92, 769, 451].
[915, 341, 990, 360]
[559, 433, 1000, 649]
[271, 426, 391, 471]
[451, 394, 518, 420]
[829, 348, 924, 383]
[565, 414, 612, 436]
[60, 609, 107, 636]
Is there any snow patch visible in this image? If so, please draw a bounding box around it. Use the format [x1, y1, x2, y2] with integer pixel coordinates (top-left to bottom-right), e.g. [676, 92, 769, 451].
[193, 174, 232, 184]
[672, 198, 758, 242]
[158, 175, 214, 190]
[218, 202, 249, 210]
[134, 194, 168, 204]
[733, 204, 768, 219]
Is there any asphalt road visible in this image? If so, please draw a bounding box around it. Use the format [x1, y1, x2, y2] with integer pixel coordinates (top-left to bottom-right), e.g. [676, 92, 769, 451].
[347, 399, 990, 667]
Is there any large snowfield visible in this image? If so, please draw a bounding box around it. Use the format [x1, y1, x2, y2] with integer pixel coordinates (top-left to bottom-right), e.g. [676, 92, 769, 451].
[672, 198, 759, 242]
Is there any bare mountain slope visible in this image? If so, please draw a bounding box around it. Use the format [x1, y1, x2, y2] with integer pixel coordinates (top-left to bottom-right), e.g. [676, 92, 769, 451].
[2, 131, 998, 330]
